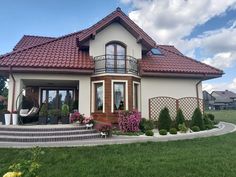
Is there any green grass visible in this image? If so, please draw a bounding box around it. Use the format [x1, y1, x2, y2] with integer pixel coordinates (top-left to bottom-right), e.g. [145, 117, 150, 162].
[206, 109, 236, 124]
[1, 110, 236, 177]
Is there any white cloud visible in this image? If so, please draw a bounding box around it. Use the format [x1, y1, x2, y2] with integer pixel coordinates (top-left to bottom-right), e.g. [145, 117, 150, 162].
[202, 52, 236, 69]
[120, 0, 236, 70]
[124, 0, 236, 44]
[203, 78, 236, 93]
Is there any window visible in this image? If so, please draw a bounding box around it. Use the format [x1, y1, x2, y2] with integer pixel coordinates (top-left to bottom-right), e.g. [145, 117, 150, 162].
[133, 83, 139, 110]
[151, 48, 162, 55]
[113, 82, 125, 110]
[105, 42, 126, 73]
[94, 83, 103, 111]
[40, 89, 75, 110]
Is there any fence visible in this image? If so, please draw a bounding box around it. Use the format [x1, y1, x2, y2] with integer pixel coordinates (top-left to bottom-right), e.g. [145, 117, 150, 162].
[149, 97, 203, 120]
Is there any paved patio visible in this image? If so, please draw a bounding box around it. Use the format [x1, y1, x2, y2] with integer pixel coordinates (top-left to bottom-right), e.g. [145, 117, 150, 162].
[0, 121, 235, 148]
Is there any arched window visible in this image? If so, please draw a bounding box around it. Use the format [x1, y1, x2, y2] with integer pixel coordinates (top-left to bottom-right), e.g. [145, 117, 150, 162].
[105, 42, 126, 73]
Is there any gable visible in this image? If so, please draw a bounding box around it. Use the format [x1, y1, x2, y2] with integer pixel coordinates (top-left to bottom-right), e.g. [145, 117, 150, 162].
[89, 22, 142, 59]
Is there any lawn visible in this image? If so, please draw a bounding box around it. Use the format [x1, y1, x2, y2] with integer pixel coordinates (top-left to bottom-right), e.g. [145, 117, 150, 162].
[0, 110, 236, 177]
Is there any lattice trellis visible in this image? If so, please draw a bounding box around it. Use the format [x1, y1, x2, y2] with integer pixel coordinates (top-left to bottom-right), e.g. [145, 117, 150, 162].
[179, 97, 203, 120]
[149, 97, 177, 120]
[149, 97, 203, 121]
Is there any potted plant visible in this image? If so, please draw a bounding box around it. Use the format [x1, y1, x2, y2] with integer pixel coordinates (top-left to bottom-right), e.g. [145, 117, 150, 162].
[83, 116, 94, 129]
[61, 104, 69, 124]
[39, 104, 47, 125]
[12, 110, 18, 125]
[98, 124, 112, 138]
[4, 110, 11, 125]
[70, 111, 84, 124]
[48, 109, 60, 124]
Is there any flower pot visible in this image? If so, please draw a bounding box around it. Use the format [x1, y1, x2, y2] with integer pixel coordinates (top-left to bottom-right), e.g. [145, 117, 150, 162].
[12, 114, 18, 125]
[86, 123, 93, 129]
[4, 114, 11, 125]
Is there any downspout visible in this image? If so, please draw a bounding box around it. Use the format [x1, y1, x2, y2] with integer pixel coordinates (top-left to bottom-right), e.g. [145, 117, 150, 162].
[196, 78, 204, 108]
[9, 66, 16, 115]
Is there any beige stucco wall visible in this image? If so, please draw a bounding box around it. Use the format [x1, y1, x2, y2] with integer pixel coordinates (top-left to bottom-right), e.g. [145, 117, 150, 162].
[141, 77, 203, 118]
[7, 73, 91, 116]
[89, 22, 142, 59]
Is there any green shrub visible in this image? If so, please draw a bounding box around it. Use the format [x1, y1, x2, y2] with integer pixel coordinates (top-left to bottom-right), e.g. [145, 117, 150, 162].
[169, 128, 177, 134]
[191, 107, 204, 130]
[139, 118, 154, 132]
[145, 130, 154, 136]
[39, 104, 47, 117]
[158, 107, 171, 131]
[203, 113, 214, 130]
[159, 129, 167, 135]
[191, 126, 200, 132]
[176, 108, 185, 126]
[178, 123, 188, 133]
[139, 118, 147, 132]
[61, 104, 69, 117]
[207, 113, 215, 121]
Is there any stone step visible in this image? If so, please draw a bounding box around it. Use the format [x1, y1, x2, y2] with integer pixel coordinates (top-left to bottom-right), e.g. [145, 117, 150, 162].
[0, 129, 97, 137]
[0, 133, 101, 142]
[0, 125, 87, 132]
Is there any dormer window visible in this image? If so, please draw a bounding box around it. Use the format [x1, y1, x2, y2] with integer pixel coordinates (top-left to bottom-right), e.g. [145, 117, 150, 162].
[105, 42, 126, 73]
[151, 48, 162, 55]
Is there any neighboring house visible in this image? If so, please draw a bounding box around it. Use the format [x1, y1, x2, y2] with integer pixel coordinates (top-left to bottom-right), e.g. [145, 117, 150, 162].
[211, 90, 236, 110]
[203, 91, 216, 110]
[0, 8, 223, 122]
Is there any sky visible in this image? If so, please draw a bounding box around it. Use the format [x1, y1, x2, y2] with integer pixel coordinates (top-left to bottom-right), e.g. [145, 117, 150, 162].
[0, 0, 236, 93]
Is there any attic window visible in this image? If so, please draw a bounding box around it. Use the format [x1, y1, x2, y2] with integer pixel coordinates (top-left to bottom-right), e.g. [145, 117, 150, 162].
[151, 48, 162, 55]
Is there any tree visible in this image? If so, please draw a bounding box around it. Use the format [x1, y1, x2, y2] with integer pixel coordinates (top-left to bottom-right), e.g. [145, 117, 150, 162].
[0, 76, 8, 97]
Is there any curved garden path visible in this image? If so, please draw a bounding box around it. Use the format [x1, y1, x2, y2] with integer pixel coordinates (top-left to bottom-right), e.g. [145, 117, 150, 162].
[0, 121, 235, 148]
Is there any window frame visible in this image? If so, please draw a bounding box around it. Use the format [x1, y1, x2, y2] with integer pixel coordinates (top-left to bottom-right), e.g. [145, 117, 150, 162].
[91, 80, 105, 113]
[105, 41, 127, 73]
[111, 80, 128, 112]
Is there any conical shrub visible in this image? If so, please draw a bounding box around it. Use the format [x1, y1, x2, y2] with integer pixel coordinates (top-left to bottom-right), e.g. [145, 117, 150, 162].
[191, 107, 204, 130]
[158, 107, 171, 131]
[176, 108, 185, 126]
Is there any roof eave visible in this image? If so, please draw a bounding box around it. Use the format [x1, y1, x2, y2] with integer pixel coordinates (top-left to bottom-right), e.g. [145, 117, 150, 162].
[0, 67, 94, 75]
[140, 71, 223, 80]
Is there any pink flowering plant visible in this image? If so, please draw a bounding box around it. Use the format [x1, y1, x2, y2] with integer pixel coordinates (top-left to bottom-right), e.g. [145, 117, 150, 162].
[70, 111, 84, 123]
[83, 116, 94, 125]
[118, 110, 141, 132]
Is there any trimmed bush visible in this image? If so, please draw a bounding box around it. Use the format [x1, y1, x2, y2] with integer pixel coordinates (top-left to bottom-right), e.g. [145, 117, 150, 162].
[159, 129, 167, 135]
[178, 123, 188, 133]
[191, 107, 204, 130]
[158, 107, 172, 131]
[203, 113, 214, 130]
[169, 128, 177, 134]
[207, 113, 215, 121]
[191, 126, 200, 132]
[139, 118, 147, 132]
[176, 108, 185, 126]
[139, 118, 154, 132]
[145, 130, 154, 136]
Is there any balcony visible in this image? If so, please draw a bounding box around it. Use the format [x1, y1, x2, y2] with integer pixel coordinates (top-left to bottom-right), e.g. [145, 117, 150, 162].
[94, 55, 138, 75]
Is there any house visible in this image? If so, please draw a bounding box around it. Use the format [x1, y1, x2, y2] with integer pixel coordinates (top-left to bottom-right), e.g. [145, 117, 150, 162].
[211, 90, 236, 110]
[203, 90, 216, 110]
[0, 8, 223, 123]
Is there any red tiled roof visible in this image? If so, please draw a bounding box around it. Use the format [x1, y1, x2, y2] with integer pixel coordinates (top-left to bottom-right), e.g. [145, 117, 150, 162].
[0, 8, 223, 78]
[77, 7, 156, 49]
[0, 29, 94, 73]
[13, 35, 56, 51]
[139, 45, 223, 78]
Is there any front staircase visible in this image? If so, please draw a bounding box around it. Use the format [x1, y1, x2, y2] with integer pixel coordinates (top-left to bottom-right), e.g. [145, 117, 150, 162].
[0, 125, 101, 142]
